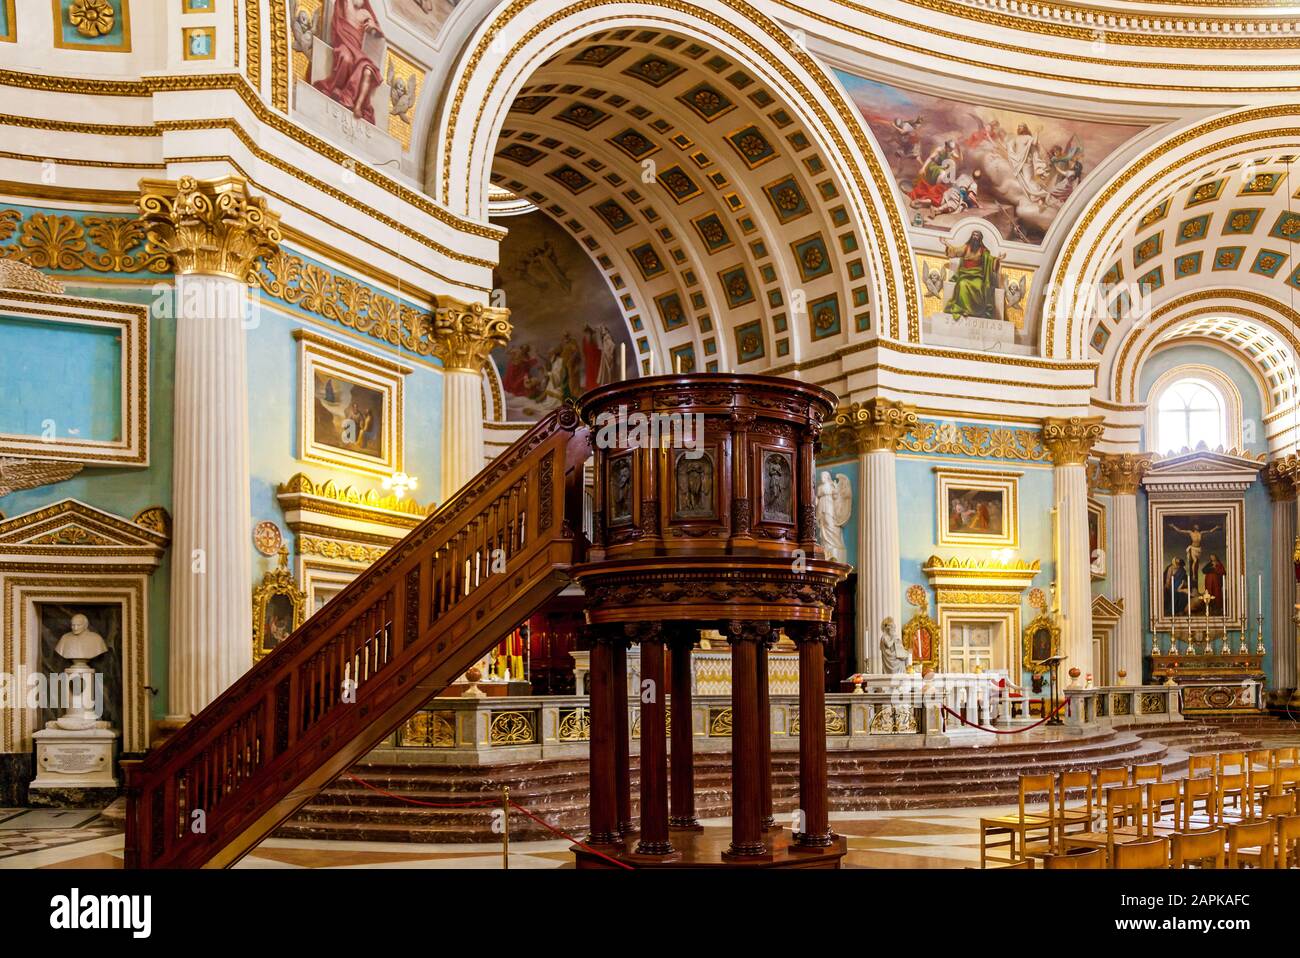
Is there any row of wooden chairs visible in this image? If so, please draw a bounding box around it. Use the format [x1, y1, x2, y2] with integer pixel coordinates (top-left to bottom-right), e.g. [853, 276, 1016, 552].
[980, 754, 1300, 868]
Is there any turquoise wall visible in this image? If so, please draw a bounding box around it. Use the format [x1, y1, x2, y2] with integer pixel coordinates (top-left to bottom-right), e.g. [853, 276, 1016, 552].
[1138, 345, 1275, 685]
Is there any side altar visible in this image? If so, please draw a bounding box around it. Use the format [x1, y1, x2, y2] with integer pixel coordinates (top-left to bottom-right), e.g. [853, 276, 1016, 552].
[1142, 448, 1268, 715]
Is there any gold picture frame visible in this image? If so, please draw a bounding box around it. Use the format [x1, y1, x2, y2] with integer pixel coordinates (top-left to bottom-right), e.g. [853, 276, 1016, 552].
[1022, 611, 1061, 675]
[935, 467, 1020, 548]
[902, 605, 941, 673]
[296, 329, 409, 479]
[253, 547, 306, 662]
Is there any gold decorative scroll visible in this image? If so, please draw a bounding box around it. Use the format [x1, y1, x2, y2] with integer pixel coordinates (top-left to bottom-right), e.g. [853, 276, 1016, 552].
[138, 175, 282, 282]
[896, 420, 1049, 462]
[0, 208, 165, 274]
[432, 299, 513, 373]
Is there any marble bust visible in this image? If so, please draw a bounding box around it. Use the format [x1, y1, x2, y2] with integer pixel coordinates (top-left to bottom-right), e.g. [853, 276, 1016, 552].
[54, 614, 108, 663]
[879, 617, 911, 675]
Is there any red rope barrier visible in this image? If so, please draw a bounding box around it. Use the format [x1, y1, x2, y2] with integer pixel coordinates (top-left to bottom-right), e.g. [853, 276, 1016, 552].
[343, 773, 635, 869]
[941, 701, 1068, 735]
[508, 800, 634, 870]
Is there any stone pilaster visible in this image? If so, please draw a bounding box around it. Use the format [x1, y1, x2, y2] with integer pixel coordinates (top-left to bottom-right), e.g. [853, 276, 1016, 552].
[1267, 458, 1299, 698]
[837, 398, 918, 673]
[431, 298, 512, 496]
[1098, 452, 1152, 683]
[1042, 417, 1105, 685]
[139, 176, 281, 721]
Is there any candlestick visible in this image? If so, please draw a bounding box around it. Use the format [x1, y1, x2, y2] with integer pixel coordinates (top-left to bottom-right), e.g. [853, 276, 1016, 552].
[620, 343, 626, 380]
[1256, 613, 1265, 656]
[1258, 572, 1263, 616]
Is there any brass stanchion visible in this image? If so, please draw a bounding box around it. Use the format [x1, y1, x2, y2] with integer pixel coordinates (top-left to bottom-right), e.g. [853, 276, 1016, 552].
[502, 786, 510, 869]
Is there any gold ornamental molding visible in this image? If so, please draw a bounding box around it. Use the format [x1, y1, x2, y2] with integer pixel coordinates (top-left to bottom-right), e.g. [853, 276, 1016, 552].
[835, 398, 918, 453]
[138, 175, 282, 283]
[276, 472, 433, 526]
[298, 535, 390, 565]
[1040, 416, 1104, 466]
[1265, 456, 1298, 502]
[922, 555, 1041, 594]
[898, 420, 1049, 462]
[1097, 452, 1154, 495]
[433, 299, 512, 373]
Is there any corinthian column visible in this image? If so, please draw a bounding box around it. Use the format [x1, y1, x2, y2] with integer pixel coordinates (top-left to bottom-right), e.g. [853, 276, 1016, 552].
[139, 176, 281, 721]
[837, 398, 918, 672]
[1265, 459, 1298, 700]
[1041, 417, 1105, 687]
[431, 300, 511, 496]
[1098, 452, 1152, 684]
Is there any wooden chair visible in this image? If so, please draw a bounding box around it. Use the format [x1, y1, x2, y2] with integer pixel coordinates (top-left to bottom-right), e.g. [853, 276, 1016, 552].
[1094, 767, 1128, 808]
[1277, 815, 1300, 868]
[1114, 836, 1169, 869]
[1228, 820, 1275, 868]
[1130, 763, 1163, 786]
[1217, 772, 1248, 822]
[1278, 767, 1300, 797]
[1044, 847, 1104, 869]
[1218, 752, 1246, 777]
[1181, 776, 1217, 827]
[1248, 768, 1277, 816]
[1054, 770, 1095, 850]
[1063, 785, 1148, 864]
[1276, 747, 1299, 768]
[1146, 781, 1181, 830]
[1262, 793, 1295, 818]
[1187, 754, 1217, 779]
[1248, 748, 1275, 771]
[983, 858, 1034, 869]
[980, 773, 1056, 866]
[1170, 826, 1226, 868]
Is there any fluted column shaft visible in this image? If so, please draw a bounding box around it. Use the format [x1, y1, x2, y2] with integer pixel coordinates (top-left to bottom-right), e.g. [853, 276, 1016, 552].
[1099, 453, 1151, 685]
[1043, 418, 1104, 687]
[168, 274, 253, 719]
[838, 399, 917, 672]
[440, 369, 485, 494]
[1266, 463, 1297, 696]
[138, 176, 281, 722]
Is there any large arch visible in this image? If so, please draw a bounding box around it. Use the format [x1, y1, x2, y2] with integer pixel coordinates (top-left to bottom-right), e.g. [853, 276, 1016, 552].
[1042, 104, 1300, 361]
[428, 0, 918, 351]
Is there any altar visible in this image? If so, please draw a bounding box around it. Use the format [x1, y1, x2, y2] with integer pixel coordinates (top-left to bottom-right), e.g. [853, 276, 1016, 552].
[571, 644, 801, 696]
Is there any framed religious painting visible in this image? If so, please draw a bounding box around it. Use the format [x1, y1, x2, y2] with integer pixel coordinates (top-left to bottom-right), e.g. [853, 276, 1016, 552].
[1088, 498, 1106, 580]
[253, 548, 306, 662]
[1147, 499, 1244, 632]
[296, 329, 410, 478]
[1021, 612, 1060, 675]
[935, 468, 1019, 548]
[902, 605, 941, 673]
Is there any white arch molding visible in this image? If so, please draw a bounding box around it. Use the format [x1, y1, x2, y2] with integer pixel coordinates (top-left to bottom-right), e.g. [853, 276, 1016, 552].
[428, 0, 919, 342]
[1043, 103, 1300, 360]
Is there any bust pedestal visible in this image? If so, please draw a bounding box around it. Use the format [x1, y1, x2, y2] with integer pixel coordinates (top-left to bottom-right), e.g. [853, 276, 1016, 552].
[29, 726, 119, 804]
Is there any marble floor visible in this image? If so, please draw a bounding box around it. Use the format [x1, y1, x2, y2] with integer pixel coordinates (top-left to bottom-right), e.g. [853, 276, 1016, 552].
[0, 806, 995, 869]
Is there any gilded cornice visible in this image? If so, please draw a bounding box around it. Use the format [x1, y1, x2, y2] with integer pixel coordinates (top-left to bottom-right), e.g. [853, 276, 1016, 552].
[138, 175, 282, 282]
[433, 300, 513, 373]
[278, 472, 431, 523]
[1040, 416, 1105, 466]
[1097, 451, 1153, 495]
[0, 206, 164, 274]
[836, 399, 918, 453]
[898, 419, 1049, 462]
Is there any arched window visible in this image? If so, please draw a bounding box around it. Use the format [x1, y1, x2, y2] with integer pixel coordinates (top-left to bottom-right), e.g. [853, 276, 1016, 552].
[1154, 378, 1225, 453]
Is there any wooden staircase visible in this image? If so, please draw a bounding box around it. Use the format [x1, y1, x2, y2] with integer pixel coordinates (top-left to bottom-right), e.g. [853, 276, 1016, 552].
[122, 408, 590, 868]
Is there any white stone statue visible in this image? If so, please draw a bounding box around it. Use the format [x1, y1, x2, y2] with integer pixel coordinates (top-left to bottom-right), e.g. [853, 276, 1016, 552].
[814, 470, 853, 563]
[879, 617, 910, 675]
[1090, 547, 1105, 576]
[48, 613, 109, 731]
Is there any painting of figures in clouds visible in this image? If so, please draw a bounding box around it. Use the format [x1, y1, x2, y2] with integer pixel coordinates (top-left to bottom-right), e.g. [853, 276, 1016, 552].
[836, 71, 1146, 245]
[491, 212, 637, 422]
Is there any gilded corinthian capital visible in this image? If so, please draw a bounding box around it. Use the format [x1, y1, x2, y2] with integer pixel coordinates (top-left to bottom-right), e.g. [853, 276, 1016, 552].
[138, 176, 282, 282]
[432, 297, 512, 373]
[1040, 416, 1105, 466]
[1097, 452, 1153, 494]
[836, 398, 918, 453]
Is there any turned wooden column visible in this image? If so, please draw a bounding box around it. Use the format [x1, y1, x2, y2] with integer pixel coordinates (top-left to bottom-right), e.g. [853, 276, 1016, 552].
[634, 624, 672, 855]
[668, 627, 700, 829]
[756, 637, 774, 830]
[794, 622, 834, 848]
[587, 629, 620, 845]
[611, 637, 634, 836]
[725, 619, 770, 858]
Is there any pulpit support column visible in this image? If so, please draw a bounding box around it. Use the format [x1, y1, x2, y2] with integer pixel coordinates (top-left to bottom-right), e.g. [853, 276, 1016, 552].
[586, 630, 620, 846]
[633, 624, 672, 855]
[724, 620, 770, 859]
[793, 622, 833, 848]
[668, 627, 700, 829]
